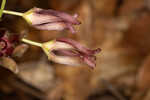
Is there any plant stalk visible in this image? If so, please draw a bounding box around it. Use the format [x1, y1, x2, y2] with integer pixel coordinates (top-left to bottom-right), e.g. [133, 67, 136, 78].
[21, 38, 42, 47]
[3, 10, 23, 16]
[0, 0, 6, 18]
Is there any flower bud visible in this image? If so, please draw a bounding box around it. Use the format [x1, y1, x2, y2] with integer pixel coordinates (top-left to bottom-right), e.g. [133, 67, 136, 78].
[42, 38, 101, 69]
[23, 7, 81, 33]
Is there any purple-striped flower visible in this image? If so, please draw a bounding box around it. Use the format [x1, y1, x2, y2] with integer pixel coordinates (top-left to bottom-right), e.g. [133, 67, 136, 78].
[42, 38, 101, 69]
[23, 7, 81, 33]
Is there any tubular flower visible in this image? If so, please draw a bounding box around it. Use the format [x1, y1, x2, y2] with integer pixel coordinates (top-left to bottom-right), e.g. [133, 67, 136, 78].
[23, 7, 81, 33]
[42, 38, 101, 69]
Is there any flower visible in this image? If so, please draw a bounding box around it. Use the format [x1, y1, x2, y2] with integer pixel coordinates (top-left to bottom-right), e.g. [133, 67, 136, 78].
[23, 7, 81, 33]
[0, 29, 19, 57]
[42, 38, 101, 69]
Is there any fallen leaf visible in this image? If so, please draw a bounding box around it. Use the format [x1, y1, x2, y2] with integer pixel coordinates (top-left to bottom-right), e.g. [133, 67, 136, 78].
[0, 57, 19, 74]
[137, 55, 150, 90]
[12, 44, 29, 58]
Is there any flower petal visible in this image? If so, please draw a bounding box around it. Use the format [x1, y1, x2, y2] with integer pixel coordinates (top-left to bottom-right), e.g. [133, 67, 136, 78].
[35, 8, 81, 25]
[82, 56, 96, 69]
[34, 22, 66, 31]
[52, 49, 97, 68]
[56, 38, 101, 55]
[25, 8, 62, 25]
[66, 23, 76, 34]
[52, 49, 79, 57]
[48, 52, 81, 66]
[0, 39, 7, 50]
[42, 40, 74, 51]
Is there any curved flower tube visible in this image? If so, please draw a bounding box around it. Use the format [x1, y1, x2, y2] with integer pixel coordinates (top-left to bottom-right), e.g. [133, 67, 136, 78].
[23, 7, 81, 33]
[42, 38, 101, 69]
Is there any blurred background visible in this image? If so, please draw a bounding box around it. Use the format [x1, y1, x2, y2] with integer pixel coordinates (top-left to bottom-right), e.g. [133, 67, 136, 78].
[0, 0, 150, 100]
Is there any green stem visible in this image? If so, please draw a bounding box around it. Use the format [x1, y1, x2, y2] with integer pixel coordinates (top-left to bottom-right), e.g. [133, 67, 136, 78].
[21, 38, 42, 47]
[3, 10, 23, 16]
[0, 0, 6, 18]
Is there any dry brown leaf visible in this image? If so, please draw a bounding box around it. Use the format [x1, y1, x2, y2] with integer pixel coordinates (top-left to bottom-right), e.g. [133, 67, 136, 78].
[137, 55, 150, 90]
[0, 57, 19, 74]
[12, 44, 29, 58]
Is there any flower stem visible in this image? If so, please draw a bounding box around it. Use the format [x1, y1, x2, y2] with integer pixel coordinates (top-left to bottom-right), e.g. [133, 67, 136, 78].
[21, 38, 42, 47]
[3, 10, 23, 16]
[0, 0, 6, 18]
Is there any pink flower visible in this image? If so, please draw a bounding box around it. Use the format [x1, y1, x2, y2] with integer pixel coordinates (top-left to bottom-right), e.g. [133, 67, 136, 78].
[42, 38, 101, 69]
[23, 8, 81, 33]
[0, 29, 19, 57]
